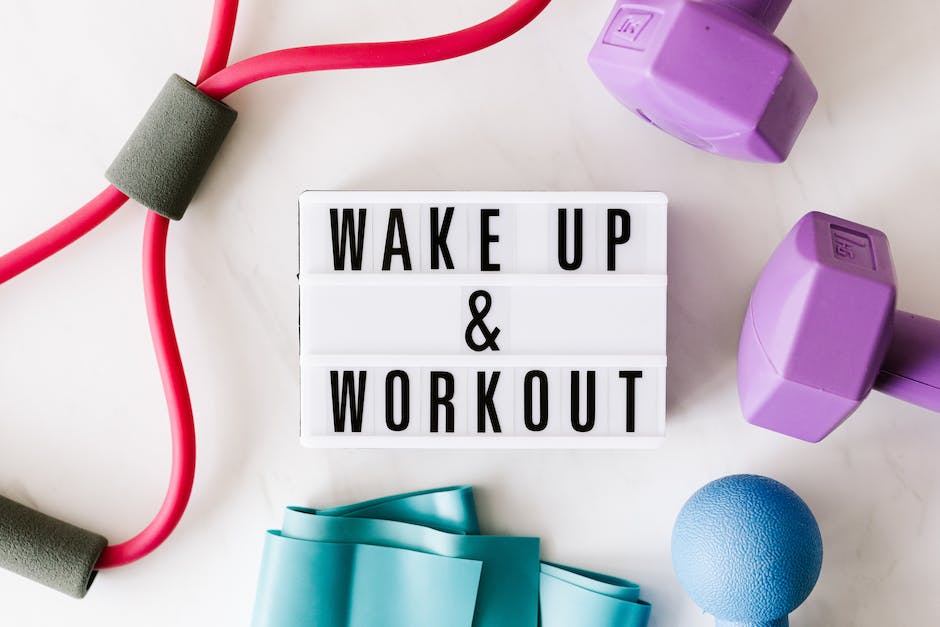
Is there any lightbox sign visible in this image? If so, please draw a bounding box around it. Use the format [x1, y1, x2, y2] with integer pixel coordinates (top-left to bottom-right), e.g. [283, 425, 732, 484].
[299, 192, 667, 448]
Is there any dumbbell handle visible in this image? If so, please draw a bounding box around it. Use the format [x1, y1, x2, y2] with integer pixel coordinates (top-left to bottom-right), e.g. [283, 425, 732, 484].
[876, 311, 940, 411]
[716, 618, 788, 627]
[713, 0, 792, 30]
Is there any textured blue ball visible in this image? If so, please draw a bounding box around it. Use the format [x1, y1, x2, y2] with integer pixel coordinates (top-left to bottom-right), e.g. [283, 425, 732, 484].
[671, 475, 823, 624]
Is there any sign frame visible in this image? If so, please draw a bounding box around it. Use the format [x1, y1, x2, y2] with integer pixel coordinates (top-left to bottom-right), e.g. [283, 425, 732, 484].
[299, 191, 668, 449]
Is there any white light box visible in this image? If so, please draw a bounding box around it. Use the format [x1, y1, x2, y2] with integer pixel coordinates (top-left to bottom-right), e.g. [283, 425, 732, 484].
[299, 192, 667, 448]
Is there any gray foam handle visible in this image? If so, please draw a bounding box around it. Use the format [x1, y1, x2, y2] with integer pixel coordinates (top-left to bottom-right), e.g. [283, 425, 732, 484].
[106, 74, 237, 220]
[0, 495, 108, 598]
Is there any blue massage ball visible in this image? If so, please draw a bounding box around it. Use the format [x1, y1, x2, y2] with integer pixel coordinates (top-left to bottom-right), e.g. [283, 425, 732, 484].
[671, 475, 823, 626]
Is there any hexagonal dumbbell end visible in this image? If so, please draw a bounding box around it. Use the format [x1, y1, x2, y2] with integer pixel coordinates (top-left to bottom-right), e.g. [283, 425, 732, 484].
[739, 212, 940, 442]
[672, 475, 823, 627]
[588, 0, 817, 162]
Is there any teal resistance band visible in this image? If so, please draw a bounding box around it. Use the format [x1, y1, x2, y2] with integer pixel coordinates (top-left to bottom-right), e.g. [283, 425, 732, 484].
[251, 486, 651, 627]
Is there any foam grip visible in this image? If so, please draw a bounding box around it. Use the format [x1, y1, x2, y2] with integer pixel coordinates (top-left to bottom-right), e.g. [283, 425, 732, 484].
[106, 74, 237, 220]
[0, 495, 108, 598]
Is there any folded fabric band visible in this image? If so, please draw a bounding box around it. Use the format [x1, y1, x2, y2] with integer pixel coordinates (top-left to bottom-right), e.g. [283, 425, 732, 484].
[251, 486, 651, 627]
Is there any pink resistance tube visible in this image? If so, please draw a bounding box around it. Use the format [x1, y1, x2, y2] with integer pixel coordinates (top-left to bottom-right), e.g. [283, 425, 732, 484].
[0, 186, 128, 285]
[0, 0, 553, 570]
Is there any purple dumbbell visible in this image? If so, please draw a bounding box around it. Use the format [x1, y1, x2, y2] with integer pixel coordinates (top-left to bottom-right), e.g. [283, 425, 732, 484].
[588, 0, 817, 162]
[739, 212, 940, 442]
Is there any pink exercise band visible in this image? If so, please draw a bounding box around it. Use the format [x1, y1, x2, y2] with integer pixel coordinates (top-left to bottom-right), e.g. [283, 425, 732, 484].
[0, 0, 552, 572]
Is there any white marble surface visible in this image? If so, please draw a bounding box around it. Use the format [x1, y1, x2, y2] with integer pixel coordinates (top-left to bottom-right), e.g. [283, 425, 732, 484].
[2, 1, 940, 624]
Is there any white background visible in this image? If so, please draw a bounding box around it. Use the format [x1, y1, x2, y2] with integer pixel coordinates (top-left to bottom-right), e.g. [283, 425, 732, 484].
[1, 1, 940, 625]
